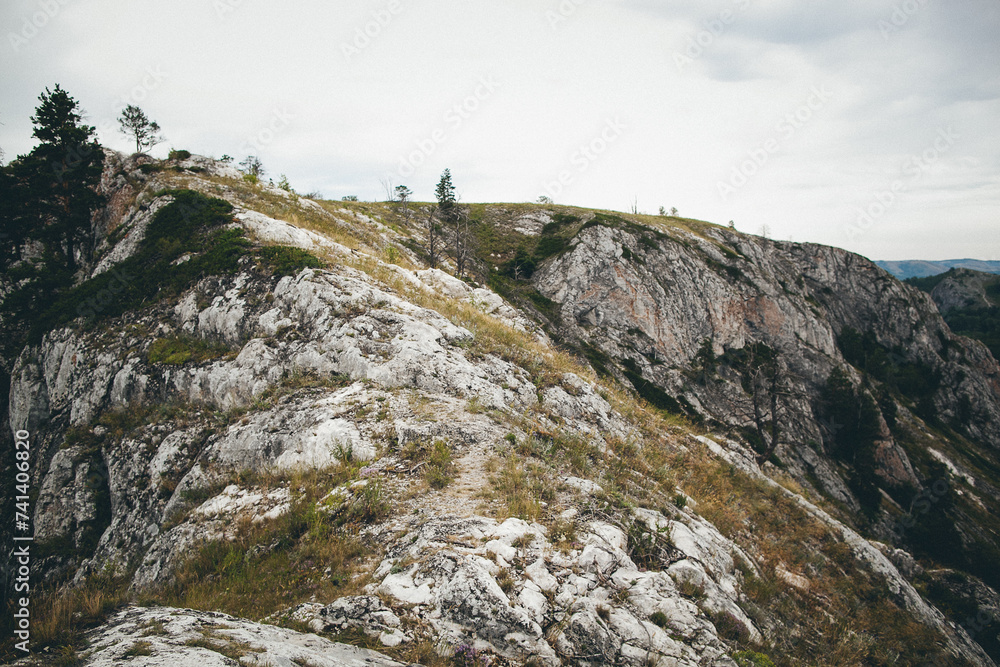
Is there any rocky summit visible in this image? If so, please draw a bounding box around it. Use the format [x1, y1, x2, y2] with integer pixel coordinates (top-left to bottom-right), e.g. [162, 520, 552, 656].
[3, 150, 1000, 666]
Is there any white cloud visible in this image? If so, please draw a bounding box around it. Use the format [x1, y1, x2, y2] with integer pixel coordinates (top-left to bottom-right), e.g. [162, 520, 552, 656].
[1, 0, 997, 260]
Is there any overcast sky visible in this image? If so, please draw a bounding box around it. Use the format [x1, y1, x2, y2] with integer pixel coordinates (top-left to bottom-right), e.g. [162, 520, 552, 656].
[2, 0, 998, 261]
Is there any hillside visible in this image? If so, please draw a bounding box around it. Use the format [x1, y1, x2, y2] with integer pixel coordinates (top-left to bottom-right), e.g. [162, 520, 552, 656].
[2, 151, 1000, 667]
[876, 259, 1000, 280]
[906, 268, 1000, 361]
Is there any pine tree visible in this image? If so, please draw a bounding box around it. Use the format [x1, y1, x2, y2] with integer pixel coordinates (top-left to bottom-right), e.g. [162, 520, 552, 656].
[0, 160, 21, 267]
[11, 85, 105, 274]
[395, 184, 412, 208]
[434, 169, 456, 220]
[118, 105, 162, 154]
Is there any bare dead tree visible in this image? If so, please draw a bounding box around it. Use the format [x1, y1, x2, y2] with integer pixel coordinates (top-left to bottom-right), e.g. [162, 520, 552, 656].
[453, 205, 472, 279]
[379, 176, 396, 203]
[425, 205, 440, 269]
[394, 184, 412, 212]
[731, 344, 791, 465]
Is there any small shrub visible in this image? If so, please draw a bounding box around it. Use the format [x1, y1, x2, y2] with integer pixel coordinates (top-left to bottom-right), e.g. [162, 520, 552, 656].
[627, 519, 671, 571]
[333, 441, 354, 463]
[257, 245, 323, 276]
[184, 635, 260, 661]
[547, 516, 578, 552]
[123, 641, 154, 657]
[141, 620, 168, 636]
[346, 479, 389, 524]
[511, 534, 533, 550]
[497, 569, 516, 594]
[147, 335, 234, 366]
[710, 610, 751, 644]
[451, 643, 492, 667]
[732, 651, 776, 667]
[168, 149, 192, 160]
[650, 611, 669, 628]
[676, 578, 706, 600]
[425, 440, 455, 490]
[487, 456, 553, 521]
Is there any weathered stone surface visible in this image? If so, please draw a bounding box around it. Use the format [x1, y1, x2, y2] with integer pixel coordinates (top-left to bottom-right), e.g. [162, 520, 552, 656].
[45, 606, 410, 667]
[365, 511, 754, 666]
[8, 152, 1000, 667]
[533, 222, 1000, 510]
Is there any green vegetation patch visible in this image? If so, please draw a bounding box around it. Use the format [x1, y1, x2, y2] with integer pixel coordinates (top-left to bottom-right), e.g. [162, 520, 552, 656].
[488, 455, 555, 521]
[620, 358, 685, 416]
[22, 189, 323, 345]
[425, 440, 456, 489]
[147, 335, 235, 366]
[836, 327, 941, 419]
[27, 190, 246, 343]
[159, 466, 376, 620]
[256, 245, 323, 276]
[732, 651, 776, 667]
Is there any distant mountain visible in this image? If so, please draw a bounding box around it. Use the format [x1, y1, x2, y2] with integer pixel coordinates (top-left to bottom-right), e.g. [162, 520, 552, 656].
[906, 268, 1000, 359]
[876, 258, 1000, 280]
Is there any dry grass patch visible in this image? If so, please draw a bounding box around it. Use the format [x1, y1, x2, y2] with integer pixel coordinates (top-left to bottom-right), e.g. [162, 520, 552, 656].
[23, 572, 131, 657]
[154, 464, 381, 621]
[486, 455, 556, 521]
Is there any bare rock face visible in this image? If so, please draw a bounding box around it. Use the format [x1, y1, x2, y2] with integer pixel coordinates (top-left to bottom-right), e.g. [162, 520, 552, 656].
[926, 268, 1000, 314]
[7, 154, 1000, 667]
[45, 606, 410, 667]
[533, 221, 1000, 505]
[357, 512, 752, 666]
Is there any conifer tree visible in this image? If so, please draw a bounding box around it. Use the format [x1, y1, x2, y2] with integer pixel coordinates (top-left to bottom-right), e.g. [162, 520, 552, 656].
[118, 105, 162, 154]
[434, 168, 456, 221]
[11, 85, 105, 274]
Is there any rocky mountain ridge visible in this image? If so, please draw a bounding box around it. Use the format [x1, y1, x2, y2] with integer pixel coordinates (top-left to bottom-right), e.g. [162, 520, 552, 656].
[876, 259, 1000, 280]
[3, 151, 999, 666]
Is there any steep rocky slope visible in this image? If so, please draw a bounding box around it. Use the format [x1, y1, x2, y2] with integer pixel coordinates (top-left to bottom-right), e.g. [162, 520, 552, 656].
[531, 217, 1000, 498]
[907, 268, 1000, 361]
[2, 152, 998, 666]
[876, 259, 1000, 280]
[910, 268, 1000, 314]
